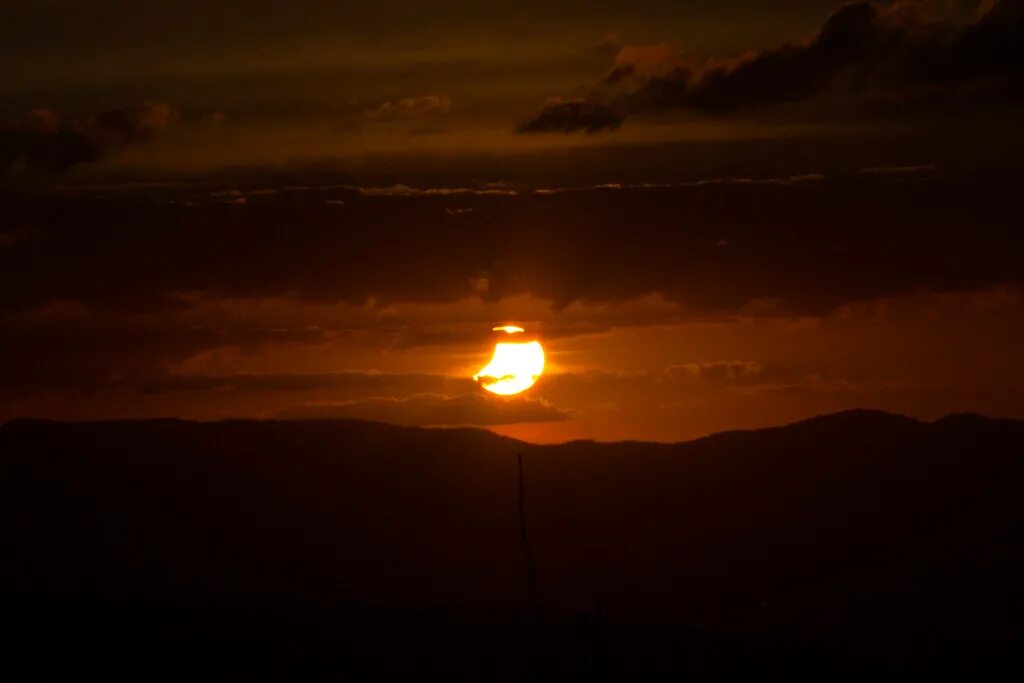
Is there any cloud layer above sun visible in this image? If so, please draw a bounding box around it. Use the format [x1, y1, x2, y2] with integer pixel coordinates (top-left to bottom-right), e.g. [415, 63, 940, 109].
[3, 165, 1023, 441]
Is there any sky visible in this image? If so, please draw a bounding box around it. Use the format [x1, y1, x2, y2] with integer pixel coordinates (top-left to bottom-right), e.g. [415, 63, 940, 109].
[2, 0, 1023, 442]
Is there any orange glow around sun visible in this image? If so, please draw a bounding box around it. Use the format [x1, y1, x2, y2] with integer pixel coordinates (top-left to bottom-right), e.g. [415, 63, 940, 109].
[474, 326, 545, 395]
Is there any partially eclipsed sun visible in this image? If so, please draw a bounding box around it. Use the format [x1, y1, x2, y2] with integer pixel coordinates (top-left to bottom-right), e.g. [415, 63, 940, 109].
[474, 326, 545, 395]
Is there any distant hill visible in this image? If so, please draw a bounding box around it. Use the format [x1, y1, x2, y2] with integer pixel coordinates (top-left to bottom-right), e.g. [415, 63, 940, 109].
[2, 411, 1023, 676]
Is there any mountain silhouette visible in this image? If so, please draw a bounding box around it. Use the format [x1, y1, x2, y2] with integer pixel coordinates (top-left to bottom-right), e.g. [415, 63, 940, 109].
[2, 410, 1022, 676]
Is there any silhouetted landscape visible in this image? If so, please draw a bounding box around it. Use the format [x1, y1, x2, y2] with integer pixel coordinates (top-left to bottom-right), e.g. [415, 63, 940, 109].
[3, 410, 1022, 676]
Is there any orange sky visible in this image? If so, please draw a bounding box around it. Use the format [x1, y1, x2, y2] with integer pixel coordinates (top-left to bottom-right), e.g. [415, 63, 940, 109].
[4, 280, 1022, 443]
[3, 1, 1024, 441]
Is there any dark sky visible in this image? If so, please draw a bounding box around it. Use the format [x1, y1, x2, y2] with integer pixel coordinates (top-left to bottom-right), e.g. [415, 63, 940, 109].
[2, 0, 1023, 441]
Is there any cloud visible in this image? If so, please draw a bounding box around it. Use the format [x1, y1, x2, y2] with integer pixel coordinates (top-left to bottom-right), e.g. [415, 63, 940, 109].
[135, 371, 472, 396]
[530, 173, 826, 194]
[517, 98, 624, 134]
[857, 163, 937, 174]
[3, 167, 1023, 319]
[0, 307, 342, 393]
[0, 123, 101, 175]
[364, 95, 451, 120]
[91, 101, 179, 145]
[663, 361, 764, 383]
[276, 392, 572, 426]
[355, 184, 516, 196]
[520, 0, 1024, 131]
[878, 0, 997, 27]
[595, 32, 624, 57]
[603, 42, 683, 84]
[640, 2, 883, 113]
[1, 101, 178, 175]
[3, 286, 1024, 436]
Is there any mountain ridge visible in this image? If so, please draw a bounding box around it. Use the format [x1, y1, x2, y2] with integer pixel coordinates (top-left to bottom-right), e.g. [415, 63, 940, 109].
[2, 408, 1022, 675]
[3, 407, 1017, 447]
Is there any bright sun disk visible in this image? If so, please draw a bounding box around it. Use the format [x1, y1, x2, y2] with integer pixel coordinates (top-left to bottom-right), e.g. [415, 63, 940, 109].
[474, 326, 545, 395]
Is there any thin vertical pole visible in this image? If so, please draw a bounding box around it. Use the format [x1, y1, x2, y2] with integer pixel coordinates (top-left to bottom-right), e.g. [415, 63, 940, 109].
[517, 452, 541, 626]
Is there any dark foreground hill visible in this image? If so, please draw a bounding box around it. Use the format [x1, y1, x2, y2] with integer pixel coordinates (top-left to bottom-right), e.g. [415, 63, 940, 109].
[2, 411, 1023, 676]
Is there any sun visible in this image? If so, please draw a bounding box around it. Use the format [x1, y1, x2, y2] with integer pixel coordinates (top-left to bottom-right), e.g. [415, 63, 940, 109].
[474, 326, 545, 396]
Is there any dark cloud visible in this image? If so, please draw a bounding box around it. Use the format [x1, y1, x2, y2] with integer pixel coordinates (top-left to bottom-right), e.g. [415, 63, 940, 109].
[663, 361, 764, 383]
[2, 167, 1022, 319]
[517, 98, 624, 134]
[648, 1, 883, 113]
[91, 101, 178, 145]
[0, 125, 101, 175]
[136, 372, 473, 396]
[522, 0, 1024, 130]
[1, 102, 177, 176]
[363, 95, 451, 120]
[644, 0, 1024, 114]
[276, 392, 572, 426]
[0, 308, 338, 394]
